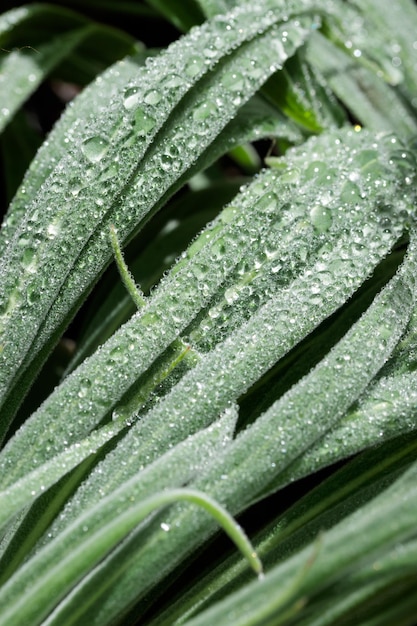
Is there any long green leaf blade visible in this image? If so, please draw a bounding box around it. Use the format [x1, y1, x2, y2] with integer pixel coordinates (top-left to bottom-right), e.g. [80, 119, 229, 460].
[0, 4, 136, 135]
[178, 455, 417, 626]
[0, 126, 409, 486]
[0, 488, 258, 626]
[38, 224, 417, 626]
[0, 3, 319, 430]
[149, 434, 417, 625]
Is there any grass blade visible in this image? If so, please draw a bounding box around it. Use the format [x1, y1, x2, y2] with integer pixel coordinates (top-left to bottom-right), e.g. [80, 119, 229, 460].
[0, 2, 318, 430]
[0, 488, 259, 626]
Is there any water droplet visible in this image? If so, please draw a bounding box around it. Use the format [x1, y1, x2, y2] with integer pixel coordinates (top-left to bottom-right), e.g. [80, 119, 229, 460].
[203, 46, 218, 59]
[98, 164, 118, 183]
[81, 136, 109, 163]
[340, 181, 361, 204]
[160, 523, 170, 532]
[193, 101, 217, 122]
[185, 56, 204, 77]
[78, 378, 92, 398]
[160, 148, 182, 172]
[224, 286, 240, 304]
[69, 176, 84, 196]
[310, 206, 332, 233]
[143, 89, 162, 105]
[279, 167, 301, 183]
[47, 221, 61, 239]
[161, 74, 183, 90]
[21, 247, 37, 272]
[211, 237, 227, 260]
[141, 311, 161, 326]
[134, 107, 156, 135]
[123, 86, 141, 110]
[208, 305, 222, 319]
[48, 181, 63, 194]
[222, 71, 245, 91]
[18, 235, 30, 248]
[109, 346, 126, 362]
[27, 286, 40, 305]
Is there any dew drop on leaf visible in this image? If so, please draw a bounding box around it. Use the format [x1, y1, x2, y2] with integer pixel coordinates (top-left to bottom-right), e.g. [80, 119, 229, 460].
[185, 56, 205, 77]
[224, 286, 240, 304]
[221, 70, 245, 91]
[160, 73, 183, 90]
[81, 136, 110, 163]
[310, 205, 332, 233]
[68, 176, 84, 196]
[27, 286, 40, 306]
[123, 86, 140, 110]
[211, 237, 227, 259]
[20, 247, 37, 272]
[77, 379, 92, 398]
[143, 89, 162, 105]
[98, 164, 119, 183]
[47, 221, 61, 239]
[193, 101, 217, 121]
[279, 167, 301, 183]
[190, 263, 210, 281]
[141, 311, 162, 326]
[133, 107, 157, 135]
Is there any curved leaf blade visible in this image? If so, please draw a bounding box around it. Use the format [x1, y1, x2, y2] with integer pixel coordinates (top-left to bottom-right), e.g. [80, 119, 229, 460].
[0, 2, 319, 428]
[44, 235, 417, 624]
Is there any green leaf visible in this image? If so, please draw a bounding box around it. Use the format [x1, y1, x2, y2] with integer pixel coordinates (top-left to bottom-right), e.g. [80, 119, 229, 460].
[0, 409, 237, 585]
[64, 99, 302, 372]
[0, 25, 89, 134]
[306, 32, 417, 137]
[282, 370, 417, 486]
[1, 3, 417, 624]
[29, 170, 417, 626]
[348, 0, 417, 108]
[0, 111, 42, 203]
[2, 126, 413, 487]
[149, 434, 417, 625]
[0, 51, 147, 258]
[0, 4, 136, 135]
[0, 127, 403, 480]
[177, 454, 417, 626]
[0, 426, 122, 533]
[0, 2, 319, 433]
[0, 488, 260, 626]
[261, 49, 346, 132]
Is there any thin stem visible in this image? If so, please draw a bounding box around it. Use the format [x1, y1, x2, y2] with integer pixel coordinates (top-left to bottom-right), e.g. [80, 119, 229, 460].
[109, 225, 199, 371]
[109, 224, 146, 310]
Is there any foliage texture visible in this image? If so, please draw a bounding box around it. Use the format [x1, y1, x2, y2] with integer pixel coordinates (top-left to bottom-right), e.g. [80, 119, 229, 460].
[0, 1, 417, 624]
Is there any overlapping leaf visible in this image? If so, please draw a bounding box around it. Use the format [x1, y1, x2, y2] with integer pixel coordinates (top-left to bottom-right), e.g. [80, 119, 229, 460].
[1, 1, 417, 625]
[2, 126, 413, 486]
[306, 32, 417, 138]
[0, 128, 413, 624]
[0, 4, 137, 136]
[32, 226, 417, 626]
[0, 1, 322, 433]
[150, 433, 417, 625]
[176, 453, 417, 626]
